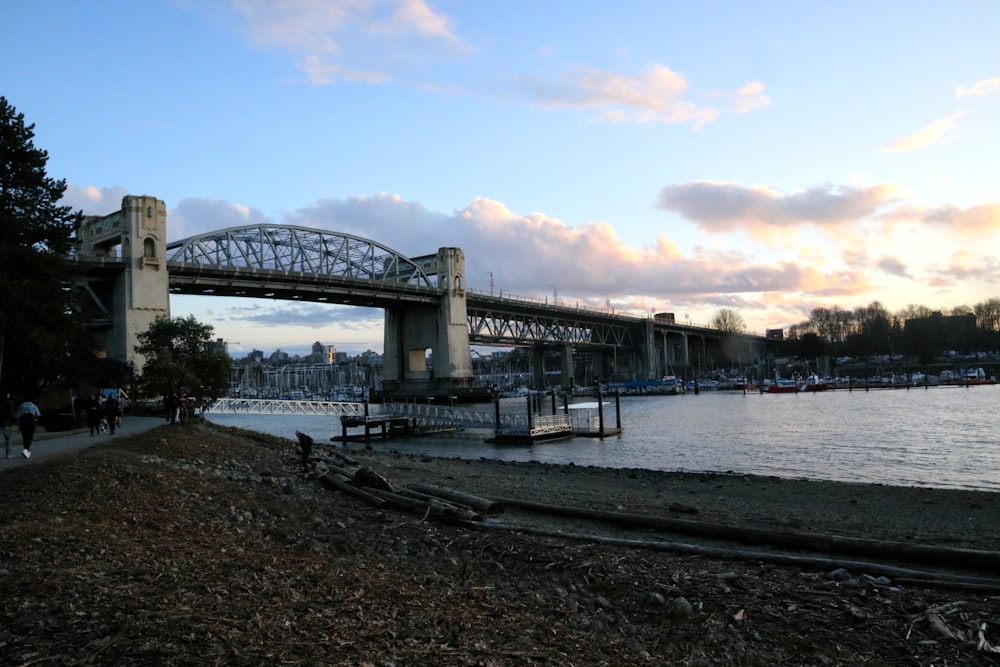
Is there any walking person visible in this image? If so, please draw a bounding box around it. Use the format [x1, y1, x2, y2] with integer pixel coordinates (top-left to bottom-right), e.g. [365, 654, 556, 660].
[84, 393, 101, 436]
[1, 390, 14, 458]
[164, 393, 177, 424]
[16, 397, 41, 459]
[104, 393, 121, 435]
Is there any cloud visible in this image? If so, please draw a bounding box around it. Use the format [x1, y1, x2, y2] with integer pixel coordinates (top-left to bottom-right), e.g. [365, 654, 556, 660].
[925, 252, 1000, 285]
[730, 80, 771, 114]
[520, 64, 739, 128]
[223, 301, 382, 330]
[61, 184, 131, 215]
[955, 76, 1000, 98]
[169, 197, 273, 241]
[880, 202, 1000, 232]
[301, 57, 392, 85]
[878, 111, 963, 153]
[876, 256, 910, 278]
[265, 192, 880, 307]
[227, 0, 459, 85]
[655, 180, 899, 232]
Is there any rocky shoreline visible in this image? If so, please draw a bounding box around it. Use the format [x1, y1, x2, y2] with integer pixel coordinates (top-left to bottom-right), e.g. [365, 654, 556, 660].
[1, 421, 998, 665]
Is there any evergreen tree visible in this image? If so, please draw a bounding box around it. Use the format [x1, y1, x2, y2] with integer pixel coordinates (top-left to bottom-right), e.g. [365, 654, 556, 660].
[135, 315, 232, 403]
[0, 97, 82, 394]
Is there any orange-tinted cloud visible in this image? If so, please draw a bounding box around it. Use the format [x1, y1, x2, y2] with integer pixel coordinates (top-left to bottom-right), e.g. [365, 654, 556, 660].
[730, 81, 771, 113]
[880, 203, 1000, 232]
[878, 112, 962, 153]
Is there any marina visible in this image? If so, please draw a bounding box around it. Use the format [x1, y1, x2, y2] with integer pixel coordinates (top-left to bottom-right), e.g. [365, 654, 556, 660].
[205, 383, 1000, 492]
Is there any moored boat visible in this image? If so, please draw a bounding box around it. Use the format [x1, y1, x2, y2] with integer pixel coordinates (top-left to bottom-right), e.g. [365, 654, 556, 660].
[799, 374, 829, 392]
[766, 377, 799, 394]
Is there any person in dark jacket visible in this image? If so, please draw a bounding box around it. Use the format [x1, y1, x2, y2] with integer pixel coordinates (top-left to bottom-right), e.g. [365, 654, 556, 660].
[16, 398, 41, 459]
[84, 393, 101, 436]
[104, 393, 121, 435]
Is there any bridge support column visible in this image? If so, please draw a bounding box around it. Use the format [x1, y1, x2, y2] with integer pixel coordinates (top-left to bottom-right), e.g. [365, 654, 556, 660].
[76, 195, 170, 375]
[637, 319, 657, 379]
[560, 344, 575, 390]
[382, 247, 474, 399]
[531, 346, 546, 390]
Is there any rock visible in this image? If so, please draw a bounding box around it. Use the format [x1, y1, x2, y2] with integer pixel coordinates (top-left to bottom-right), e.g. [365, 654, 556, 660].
[644, 591, 666, 607]
[668, 596, 694, 618]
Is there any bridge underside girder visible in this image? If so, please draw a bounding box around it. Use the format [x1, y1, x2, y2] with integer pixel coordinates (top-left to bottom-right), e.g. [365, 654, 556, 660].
[467, 306, 635, 349]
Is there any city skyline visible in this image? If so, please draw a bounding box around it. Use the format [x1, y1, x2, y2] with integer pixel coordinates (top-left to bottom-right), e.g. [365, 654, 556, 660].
[3, 1, 999, 356]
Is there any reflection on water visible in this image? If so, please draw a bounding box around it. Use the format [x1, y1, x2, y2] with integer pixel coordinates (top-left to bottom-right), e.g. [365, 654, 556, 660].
[206, 386, 1000, 491]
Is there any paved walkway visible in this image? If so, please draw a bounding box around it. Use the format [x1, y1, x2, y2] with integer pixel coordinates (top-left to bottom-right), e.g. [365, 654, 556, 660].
[1, 416, 169, 473]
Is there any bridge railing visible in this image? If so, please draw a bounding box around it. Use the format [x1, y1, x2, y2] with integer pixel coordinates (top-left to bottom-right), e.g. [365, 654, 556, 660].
[496, 413, 571, 437]
[382, 402, 526, 430]
[206, 398, 368, 417]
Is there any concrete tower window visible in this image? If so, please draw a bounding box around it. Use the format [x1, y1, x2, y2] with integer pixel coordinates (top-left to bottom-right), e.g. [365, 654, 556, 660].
[143, 238, 156, 258]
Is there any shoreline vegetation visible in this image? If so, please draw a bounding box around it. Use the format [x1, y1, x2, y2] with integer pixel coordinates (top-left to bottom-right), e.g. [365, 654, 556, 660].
[2, 421, 999, 665]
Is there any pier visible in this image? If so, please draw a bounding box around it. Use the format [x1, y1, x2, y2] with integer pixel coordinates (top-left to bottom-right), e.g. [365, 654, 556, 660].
[206, 395, 624, 444]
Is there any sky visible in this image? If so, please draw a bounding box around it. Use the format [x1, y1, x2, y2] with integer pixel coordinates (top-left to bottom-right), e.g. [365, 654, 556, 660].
[2, 0, 999, 357]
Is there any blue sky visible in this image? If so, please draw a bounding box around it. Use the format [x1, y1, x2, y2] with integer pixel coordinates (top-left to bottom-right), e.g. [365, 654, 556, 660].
[3, 0, 999, 356]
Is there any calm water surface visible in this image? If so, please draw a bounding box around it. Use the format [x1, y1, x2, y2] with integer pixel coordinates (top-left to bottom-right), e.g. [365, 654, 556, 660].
[206, 385, 1000, 491]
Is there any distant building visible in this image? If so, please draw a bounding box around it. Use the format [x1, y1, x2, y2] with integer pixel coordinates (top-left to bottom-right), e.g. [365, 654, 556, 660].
[310, 341, 336, 364]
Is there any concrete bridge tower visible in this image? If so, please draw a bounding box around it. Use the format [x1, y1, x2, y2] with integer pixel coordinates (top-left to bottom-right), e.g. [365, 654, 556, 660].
[381, 247, 474, 398]
[76, 195, 170, 374]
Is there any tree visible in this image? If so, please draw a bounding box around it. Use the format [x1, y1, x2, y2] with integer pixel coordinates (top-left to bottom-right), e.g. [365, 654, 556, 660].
[135, 315, 232, 403]
[0, 97, 83, 395]
[711, 308, 745, 333]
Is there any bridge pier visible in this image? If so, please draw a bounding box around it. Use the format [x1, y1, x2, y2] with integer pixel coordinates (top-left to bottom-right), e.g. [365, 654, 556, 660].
[75, 195, 170, 374]
[381, 247, 476, 399]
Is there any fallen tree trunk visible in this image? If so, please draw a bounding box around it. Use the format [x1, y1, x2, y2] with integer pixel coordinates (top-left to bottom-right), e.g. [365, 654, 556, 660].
[494, 497, 1000, 574]
[460, 520, 1000, 593]
[409, 483, 504, 515]
[314, 461, 360, 480]
[395, 487, 471, 513]
[315, 472, 388, 509]
[366, 488, 482, 522]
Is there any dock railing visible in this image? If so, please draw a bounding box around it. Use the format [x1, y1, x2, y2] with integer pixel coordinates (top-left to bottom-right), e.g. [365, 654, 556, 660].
[206, 398, 368, 417]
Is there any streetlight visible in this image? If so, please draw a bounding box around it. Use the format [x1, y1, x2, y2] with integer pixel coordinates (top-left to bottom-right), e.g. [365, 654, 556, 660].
[486, 271, 494, 296]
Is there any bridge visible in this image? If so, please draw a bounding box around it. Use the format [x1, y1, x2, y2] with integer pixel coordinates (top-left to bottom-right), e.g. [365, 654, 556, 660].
[73, 195, 770, 398]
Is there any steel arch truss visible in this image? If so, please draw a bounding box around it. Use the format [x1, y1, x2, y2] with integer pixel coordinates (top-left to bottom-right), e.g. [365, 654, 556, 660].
[166, 225, 434, 287]
[467, 306, 635, 348]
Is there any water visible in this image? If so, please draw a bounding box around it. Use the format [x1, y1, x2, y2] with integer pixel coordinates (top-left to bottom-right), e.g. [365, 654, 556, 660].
[205, 385, 1000, 491]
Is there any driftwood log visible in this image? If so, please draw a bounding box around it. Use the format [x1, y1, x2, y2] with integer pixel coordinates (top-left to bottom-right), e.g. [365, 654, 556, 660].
[466, 521, 1000, 593]
[364, 487, 482, 521]
[314, 471, 388, 509]
[408, 483, 504, 515]
[494, 497, 1000, 574]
